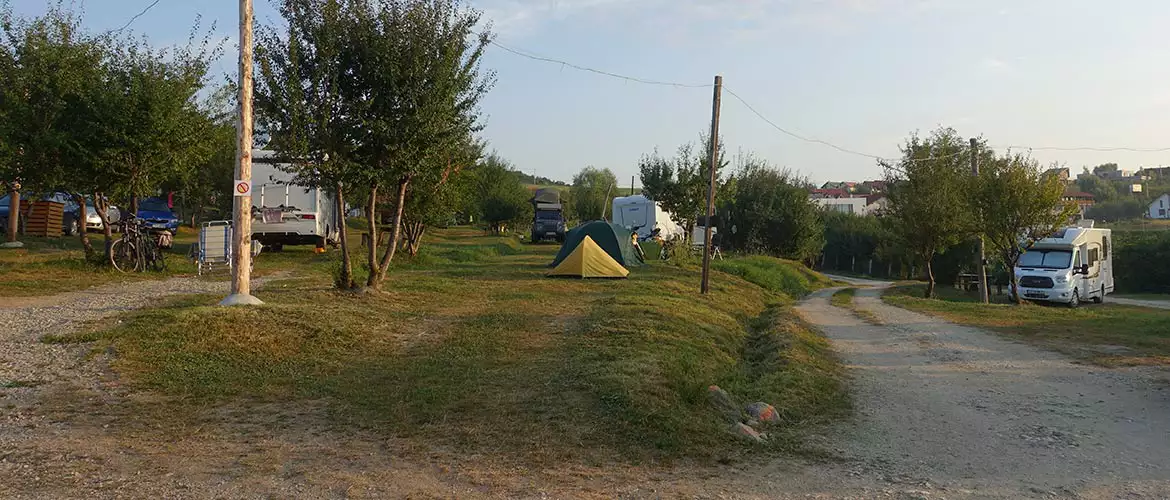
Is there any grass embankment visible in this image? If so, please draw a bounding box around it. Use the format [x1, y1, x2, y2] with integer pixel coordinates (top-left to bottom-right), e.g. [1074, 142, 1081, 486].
[884, 284, 1170, 366]
[49, 228, 847, 461]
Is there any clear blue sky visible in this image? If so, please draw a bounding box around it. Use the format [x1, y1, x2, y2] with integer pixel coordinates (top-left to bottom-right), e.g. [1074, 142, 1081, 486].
[12, 0, 1170, 185]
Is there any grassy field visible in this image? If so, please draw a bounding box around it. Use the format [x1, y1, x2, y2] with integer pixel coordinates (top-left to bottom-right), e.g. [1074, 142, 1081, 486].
[884, 284, 1170, 366]
[0, 228, 202, 297]
[42, 227, 848, 462]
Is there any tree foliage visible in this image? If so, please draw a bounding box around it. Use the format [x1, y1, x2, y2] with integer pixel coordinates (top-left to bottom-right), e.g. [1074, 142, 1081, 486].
[570, 166, 617, 221]
[637, 134, 727, 240]
[474, 154, 530, 234]
[977, 151, 1079, 303]
[720, 158, 822, 262]
[882, 128, 981, 297]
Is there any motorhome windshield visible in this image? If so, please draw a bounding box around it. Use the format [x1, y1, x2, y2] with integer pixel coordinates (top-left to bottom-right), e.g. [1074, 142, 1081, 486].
[1018, 249, 1073, 269]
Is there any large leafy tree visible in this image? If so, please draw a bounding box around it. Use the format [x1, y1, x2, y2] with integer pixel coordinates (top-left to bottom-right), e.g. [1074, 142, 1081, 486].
[347, 0, 494, 290]
[882, 128, 983, 298]
[0, 6, 105, 245]
[399, 137, 483, 255]
[978, 151, 1078, 303]
[256, 0, 363, 288]
[570, 166, 617, 221]
[474, 154, 530, 235]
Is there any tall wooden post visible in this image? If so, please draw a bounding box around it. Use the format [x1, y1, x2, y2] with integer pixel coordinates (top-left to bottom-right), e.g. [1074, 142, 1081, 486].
[972, 138, 989, 304]
[700, 75, 722, 295]
[221, 0, 262, 306]
[2, 182, 22, 248]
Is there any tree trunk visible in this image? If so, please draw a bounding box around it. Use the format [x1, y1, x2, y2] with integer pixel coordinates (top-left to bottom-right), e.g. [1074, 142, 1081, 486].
[93, 192, 115, 263]
[924, 256, 936, 299]
[407, 223, 425, 257]
[5, 187, 19, 243]
[1007, 256, 1023, 305]
[373, 176, 410, 289]
[335, 183, 354, 290]
[70, 193, 94, 260]
[364, 184, 379, 288]
[129, 196, 139, 218]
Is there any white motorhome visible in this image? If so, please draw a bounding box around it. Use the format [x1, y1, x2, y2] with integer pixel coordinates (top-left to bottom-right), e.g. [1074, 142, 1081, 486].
[611, 195, 684, 240]
[250, 150, 341, 251]
[1013, 222, 1114, 307]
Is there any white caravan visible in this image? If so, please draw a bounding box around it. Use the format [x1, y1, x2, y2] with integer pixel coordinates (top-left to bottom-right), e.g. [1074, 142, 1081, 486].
[1013, 222, 1114, 307]
[611, 195, 684, 240]
[249, 150, 341, 251]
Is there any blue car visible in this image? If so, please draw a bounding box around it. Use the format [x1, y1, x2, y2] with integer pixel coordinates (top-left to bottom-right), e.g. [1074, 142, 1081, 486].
[137, 197, 180, 234]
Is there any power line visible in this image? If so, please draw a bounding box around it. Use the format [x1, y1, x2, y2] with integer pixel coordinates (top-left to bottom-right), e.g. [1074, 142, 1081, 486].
[110, 0, 162, 33]
[490, 40, 1170, 164]
[489, 40, 712, 89]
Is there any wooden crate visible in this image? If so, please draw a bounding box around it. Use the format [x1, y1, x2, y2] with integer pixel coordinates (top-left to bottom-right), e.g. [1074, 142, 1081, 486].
[25, 200, 64, 238]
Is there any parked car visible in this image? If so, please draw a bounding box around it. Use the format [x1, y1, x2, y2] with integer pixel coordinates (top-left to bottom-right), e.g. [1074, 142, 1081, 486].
[0, 192, 119, 236]
[137, 197, 180, 234]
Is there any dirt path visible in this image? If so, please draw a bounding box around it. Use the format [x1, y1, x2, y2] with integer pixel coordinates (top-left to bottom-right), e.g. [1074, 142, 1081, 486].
[797, 285, 1170, 499]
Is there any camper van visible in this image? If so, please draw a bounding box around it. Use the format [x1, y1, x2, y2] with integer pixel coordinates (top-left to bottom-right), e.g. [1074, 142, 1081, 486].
[249, 150, 341, 251]
[611, 195, 684, 241]
[1013, 222, 1113, 307]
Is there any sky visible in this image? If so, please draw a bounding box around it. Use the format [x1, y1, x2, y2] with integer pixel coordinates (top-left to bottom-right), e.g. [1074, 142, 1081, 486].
[10, 0, 1170, 185]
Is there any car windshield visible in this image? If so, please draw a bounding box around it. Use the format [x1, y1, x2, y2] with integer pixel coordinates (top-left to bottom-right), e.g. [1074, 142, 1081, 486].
[140, 200, 170, 212]
[1018, 250, 1073, 269]
[535, 210, 560, 221]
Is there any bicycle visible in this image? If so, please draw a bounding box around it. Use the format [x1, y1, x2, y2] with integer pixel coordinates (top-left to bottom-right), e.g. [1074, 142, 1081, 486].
[111, 216, 167, 273]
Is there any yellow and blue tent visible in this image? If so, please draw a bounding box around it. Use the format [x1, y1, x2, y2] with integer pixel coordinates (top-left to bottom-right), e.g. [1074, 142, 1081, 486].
[547, 235, 629, 279]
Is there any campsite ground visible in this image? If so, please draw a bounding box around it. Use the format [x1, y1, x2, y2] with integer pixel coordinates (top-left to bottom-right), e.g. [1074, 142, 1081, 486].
[3, 230, 1170, 497]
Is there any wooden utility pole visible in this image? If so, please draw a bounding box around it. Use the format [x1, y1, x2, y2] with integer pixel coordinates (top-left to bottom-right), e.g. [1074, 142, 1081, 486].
[222, 0, 262, 306]
[2, 182, 22, 248]
[700, 75, 723, 295]
[972, 137, 989, 304]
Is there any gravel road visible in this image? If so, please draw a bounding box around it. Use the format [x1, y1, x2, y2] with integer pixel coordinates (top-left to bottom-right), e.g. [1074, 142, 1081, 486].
[1111, 297, 1170, 310]
[796, 285, 1170, 499]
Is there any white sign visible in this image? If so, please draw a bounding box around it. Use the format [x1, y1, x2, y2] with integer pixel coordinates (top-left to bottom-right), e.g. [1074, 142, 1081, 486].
[233, 179, 252, 197]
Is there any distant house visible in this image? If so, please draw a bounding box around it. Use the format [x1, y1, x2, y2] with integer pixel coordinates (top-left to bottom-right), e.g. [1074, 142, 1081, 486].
[1099, 168, 1135, 181]
[820, 181, 858, 193]
[812, 197, 867, 214]
[1062, 189, 1095, 219]
[810, 188, 851, 199]
[1149, 193, 1170, 220]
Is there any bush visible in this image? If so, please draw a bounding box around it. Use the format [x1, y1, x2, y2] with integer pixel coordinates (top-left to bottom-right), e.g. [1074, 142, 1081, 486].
[720, 165, 822, 262]
[713, 255, 831, 299]
[1113, 230, 1170, 293]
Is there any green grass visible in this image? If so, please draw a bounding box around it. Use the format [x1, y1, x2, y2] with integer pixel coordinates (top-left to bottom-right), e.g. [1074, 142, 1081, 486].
[830, 288, 856, 308]
[50, 228, 847, 462]
[712, 255, 833, 301]
[1114, 293, 1170, 302]
[0, 228, 200, 297]
[884, 284, 1170, 366]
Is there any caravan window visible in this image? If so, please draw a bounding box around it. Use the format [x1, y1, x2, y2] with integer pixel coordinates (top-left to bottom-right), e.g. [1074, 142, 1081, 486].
[1102, 236, 1109, 258]
[1088, 248, 1099, 266]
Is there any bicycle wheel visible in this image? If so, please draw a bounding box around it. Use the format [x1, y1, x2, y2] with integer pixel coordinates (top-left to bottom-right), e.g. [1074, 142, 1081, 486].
[111, 239, 139, 273]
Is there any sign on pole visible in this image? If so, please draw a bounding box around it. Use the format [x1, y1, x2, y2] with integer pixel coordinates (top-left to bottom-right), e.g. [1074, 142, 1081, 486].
[234, 180, 252, 197]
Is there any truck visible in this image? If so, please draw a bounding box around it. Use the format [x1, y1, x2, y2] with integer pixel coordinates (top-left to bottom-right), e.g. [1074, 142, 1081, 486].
[1012, 221, 1114, 308]
[530, 188, 566, 243]
[249, 150, 341, 251]
[611, 194, 684, 241]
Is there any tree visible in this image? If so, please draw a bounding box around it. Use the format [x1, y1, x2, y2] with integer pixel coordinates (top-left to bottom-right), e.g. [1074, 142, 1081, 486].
[0, 6, 106, 247]
[256, 0, 364, 288]
[720, 157, 822, 262]
[882, 128, 982, 298]
[1092, 163, 1119, 176]
[1076, 174, 1118, 203]
[474, 154, 530, 234]
[346, 0, 495, 290]
[570, 166, 617, 221]
[637, 134, 727, 242]
[978, 151, 1079, 304]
